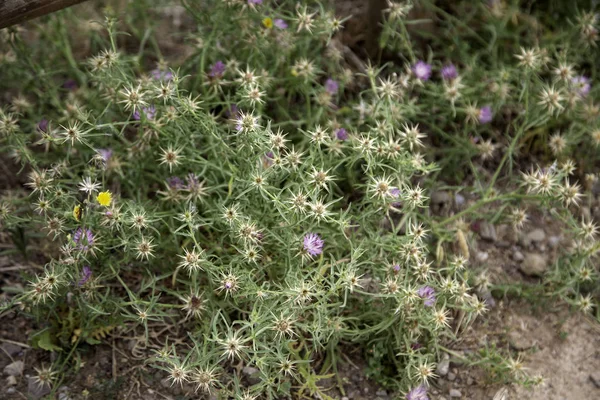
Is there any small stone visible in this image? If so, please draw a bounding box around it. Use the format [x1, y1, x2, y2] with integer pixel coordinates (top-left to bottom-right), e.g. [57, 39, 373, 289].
[6, 375, 17, 386]
[28, 377, 51, 399]
[7, 387, 16, 394]
[478, 222, 497, 242]
[376, 389, 388, 397]
[449, 388, 462, 398]
[476, 251, 489, 262]
[3, 360, 24, 376]
[590, 371, 600, 388]
[548, 236, 561, 248]
[0, 343, 23, 357]
[508, 331, 534, 350]
[432, 191, 452, 205]
[242, 366, 261, 385]
[513, 251, 524, 261]
[58, 393, 72, 400]
[520, 253, 547, 277]
[437, 355, 450, 376]
[526, 229, 546, 243]
[447, 372, 456, 381]
[454, 193, 465, 207]
[341, 397, 349, 400]
[467, 376, 474, 385]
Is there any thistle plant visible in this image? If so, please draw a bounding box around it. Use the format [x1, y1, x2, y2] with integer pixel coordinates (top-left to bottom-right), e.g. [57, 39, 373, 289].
[0, 0, 599, 398]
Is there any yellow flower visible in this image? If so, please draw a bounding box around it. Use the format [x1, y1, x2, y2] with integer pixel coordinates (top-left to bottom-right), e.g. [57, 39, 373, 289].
[73, 204, 82, 221]
[97, 191, 112, 207]
[262, 17, 273, 29]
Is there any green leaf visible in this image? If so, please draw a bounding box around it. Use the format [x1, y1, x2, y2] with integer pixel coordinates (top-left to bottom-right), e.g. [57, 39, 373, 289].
[31, 329, 62, 352]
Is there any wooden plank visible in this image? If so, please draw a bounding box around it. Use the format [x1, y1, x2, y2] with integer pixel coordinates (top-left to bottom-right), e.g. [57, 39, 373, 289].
[0, 0, 87, 29]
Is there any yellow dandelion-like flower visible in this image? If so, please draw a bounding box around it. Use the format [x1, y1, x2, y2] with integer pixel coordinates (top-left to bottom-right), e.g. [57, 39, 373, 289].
[262, 17, 274, 29]
[96, 191, 112, 207]
[73, 204, 83, 221]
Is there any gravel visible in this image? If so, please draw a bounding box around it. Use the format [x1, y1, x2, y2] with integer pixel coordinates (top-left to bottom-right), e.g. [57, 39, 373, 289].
[520, 253, 547, 276]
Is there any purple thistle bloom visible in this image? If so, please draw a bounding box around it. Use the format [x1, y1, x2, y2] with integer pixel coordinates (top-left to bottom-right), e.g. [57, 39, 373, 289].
[73, 228, 94, 252]
[412, 61, 432, 81]
[151, 68, 173, 82]
[392, 264, 401, 272]
[37, 119, 49, 133]
[209, 61, 226, 78]
[133, 105, 156, 121]
[571, 75, 591, 97]
[324, 78, 339, 94]
[78, 266, 92, 286]
[97, 148, 113, 162]
[478, 106, 493, 124]
[440, 63, 458, 81]
[225, 103, 239, 118]
[274, 19, 288, 29]
[167, 176, 184, 189]
[248, 0, 262, 4]
[406, 385, 429, 400]
[185, 173, 201, 190]
[303, 233, 324, 257]
[389, 187, 401, 198]
[417, 286, 436, 307]
[263, 151, 275, 167]
[336, 128, 349, 141]
[62, 79, 78, 91]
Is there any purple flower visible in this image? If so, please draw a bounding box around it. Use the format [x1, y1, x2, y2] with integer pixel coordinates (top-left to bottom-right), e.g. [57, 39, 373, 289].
[133, 105, 156, 121]
[209, 61, 226, 78]
[248, 0, 262, 4]
[62, 79, 78, 91]
[167, 176, 184, 189]
[417, 286, 436, 307]
[78, 266, 92, 286]
[440, 64, 458, 81]
[412, 61, 432, 81]
[73, 228, 94, 252]
[37, 119, 49, 133]
[336, 128, 349, 141]
[225, 104, 239, 118]
[392, 264, 401, 272]
[406, 385, 429, 400]
[97, 148, 113, 162]
[151, 68, 173, 82]
[263, 151, 274, 167]
[274, 19, 288, 29]
[410, 342, 422, 350]
[389, 187, 401, 198]
[571, 75, 591, 97]
[303, 233, 324, 257]
[185, 173, 201, 190]
[478, 106, 493, 124]
[324, 78, 339, 94]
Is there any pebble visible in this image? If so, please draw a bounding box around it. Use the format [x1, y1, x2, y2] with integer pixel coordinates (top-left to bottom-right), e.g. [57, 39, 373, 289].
[520, 253, 548, 276]
[0, 343, 23, 357]
[513, 250, 524, 261]
[548, 235, 561, 248]
[242, 366, 261, 385]
[7, 387, 16, 394]
[590, 371, 600, 388]
[476, 251, 489, 262]
[3, 360, 24, 376]
[526, 229, 546, 243]
[447, 372, 456, 381]
[449, 388, 462, 397]
[467, 376, 474, 385]
[376, 389, 387, 397]
[28, 376, 51, 399]
[58, 393, 72, 400]
[478, 222, 497, 242]
[7, 375, 17, 386]
[437, 355, 450, 376]
[508, 331, 534, 350]
[455, 193, 465, 207]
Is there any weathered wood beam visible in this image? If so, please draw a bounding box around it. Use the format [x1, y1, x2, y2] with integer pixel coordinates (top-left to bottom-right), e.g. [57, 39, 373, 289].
[0, 0, 87, 29]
